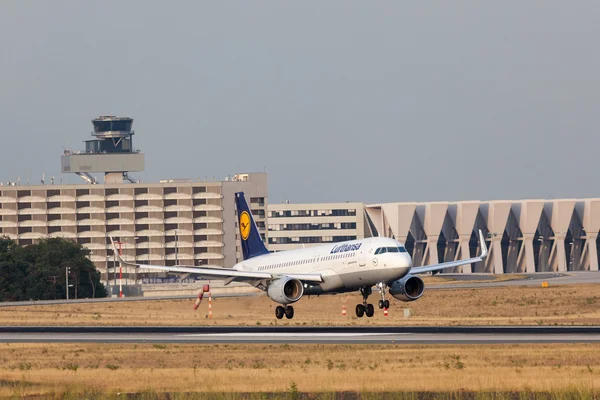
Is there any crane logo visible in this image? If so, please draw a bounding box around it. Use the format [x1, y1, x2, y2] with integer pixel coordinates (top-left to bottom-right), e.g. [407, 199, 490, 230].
[239, 211, 251, 240]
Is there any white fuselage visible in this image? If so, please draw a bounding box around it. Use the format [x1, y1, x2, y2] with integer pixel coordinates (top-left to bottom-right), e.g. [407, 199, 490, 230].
[233, 237, 412, 294]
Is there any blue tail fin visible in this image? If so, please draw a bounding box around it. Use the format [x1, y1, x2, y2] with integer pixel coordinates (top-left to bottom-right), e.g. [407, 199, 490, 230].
[234, 192, 269, 260]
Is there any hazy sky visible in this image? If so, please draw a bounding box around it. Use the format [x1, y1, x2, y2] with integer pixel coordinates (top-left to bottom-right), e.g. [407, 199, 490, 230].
[1, 1, 598, 204]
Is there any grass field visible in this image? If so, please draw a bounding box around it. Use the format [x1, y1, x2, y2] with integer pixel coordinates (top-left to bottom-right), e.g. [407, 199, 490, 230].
[1, 343, 600, 398]
[1, 284, 600, 326]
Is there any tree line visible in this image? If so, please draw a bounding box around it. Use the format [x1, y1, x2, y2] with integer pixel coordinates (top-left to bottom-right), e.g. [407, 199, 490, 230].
[0, 237, 107, 301]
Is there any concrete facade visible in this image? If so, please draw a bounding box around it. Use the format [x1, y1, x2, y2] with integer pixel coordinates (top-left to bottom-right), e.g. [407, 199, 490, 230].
[366, 199, 600, 274]
[267, 202, 372, 252]
[0, 173, 268, 283]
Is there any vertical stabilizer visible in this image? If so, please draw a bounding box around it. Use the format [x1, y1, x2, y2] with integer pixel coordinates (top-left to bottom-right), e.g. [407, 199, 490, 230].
[234, 192, 270, 260]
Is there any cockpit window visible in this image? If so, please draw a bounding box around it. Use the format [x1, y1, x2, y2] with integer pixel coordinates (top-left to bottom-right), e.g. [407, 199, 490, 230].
[375, 247, 386, 255]
[375, 246, 408, 254]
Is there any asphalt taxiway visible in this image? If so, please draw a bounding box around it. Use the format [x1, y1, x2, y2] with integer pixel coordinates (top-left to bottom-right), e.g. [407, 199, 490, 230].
[0, 326, 598, 344]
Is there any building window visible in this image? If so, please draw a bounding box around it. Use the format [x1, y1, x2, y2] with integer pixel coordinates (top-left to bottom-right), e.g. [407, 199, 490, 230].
[105, 213, 119, 220]
[135, 200, 148, 207]
[76, 189, 89, 197]
[17, 202, 31, 210]
[18, 215, 32, 222]
[136, 248, 149, 256]
[77, 226, 91, 233]
[105, 188, 119, 196]
[164, 199, 177, 207]
[106, 225, 119, 232]
[47, 189, 60, 197]
[17, 190, 31, 198]
[134, 188, 148, 195]
[164, 211, 177, 219]
[135, 212, 148, 219]
[48, 226, 61, 234]
[47, 202, 60, 209]
[77, 213, 91, 221]
[48, 214, 61, 221]
[18, 227, 32, 234]
[163, 187, 177, 195]
[165, 224, 178, 231]
[135, 224, 149, 231]
[76, 201, 90, 208]
[193, 186, 206, 194]
[105, 201, 119, 208]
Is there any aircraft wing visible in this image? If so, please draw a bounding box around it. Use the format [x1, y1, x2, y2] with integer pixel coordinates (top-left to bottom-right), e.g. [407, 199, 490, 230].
[409, 230, 488, 274]
[109, 237, 323, 284]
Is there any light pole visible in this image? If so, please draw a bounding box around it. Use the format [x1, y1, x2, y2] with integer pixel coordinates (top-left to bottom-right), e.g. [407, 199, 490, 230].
[65, 267, 71, 300]
[113, 240, 124, 298]
[175, 230, 179, 266]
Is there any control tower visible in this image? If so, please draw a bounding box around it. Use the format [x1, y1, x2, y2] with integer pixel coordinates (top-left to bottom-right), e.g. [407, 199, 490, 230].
[61, 116, 145, 184]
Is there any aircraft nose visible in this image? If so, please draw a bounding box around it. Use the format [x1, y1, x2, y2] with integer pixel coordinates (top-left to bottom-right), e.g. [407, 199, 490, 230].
[403, 253, 413, 269]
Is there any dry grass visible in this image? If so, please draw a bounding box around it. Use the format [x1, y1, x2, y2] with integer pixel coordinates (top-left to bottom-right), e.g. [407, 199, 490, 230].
[1, 284, 600, 326]
[0, 343, 599, 397]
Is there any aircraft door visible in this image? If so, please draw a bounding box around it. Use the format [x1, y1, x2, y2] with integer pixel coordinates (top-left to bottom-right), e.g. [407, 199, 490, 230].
[359, 248, 366, 267]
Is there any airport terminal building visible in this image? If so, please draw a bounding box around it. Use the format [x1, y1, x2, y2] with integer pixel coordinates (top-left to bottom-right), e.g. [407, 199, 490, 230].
[366, 199, 600, 274]
[0, 173, 268, 283]
[267, 202, 372, 252]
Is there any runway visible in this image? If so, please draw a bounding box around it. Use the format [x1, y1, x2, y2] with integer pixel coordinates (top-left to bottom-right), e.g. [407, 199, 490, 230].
[1, 326, 599, 344]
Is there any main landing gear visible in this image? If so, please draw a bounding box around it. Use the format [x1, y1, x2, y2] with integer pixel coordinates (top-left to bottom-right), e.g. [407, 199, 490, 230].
[275, 305, 294, 319]
[355, 286, 375, 318]
[377, 283, 390, 309]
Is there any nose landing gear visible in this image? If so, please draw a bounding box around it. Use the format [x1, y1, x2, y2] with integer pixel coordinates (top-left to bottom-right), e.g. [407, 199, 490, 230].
[275, 305, 294, 319]
[377, 283, 390, 309]
[355, 286, 375, 318]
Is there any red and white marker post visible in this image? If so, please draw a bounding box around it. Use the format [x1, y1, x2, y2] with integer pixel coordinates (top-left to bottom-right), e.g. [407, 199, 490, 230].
[193, 284, 210, 311]
[341, 295, 349, 316]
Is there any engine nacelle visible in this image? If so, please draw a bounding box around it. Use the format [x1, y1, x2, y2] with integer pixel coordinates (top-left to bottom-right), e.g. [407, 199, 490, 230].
[266, 277, 304, 304]
[389, 275, 425, 302]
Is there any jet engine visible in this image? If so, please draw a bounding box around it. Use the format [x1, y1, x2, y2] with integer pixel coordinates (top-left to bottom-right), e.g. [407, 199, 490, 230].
[389, 275, 424, 302]
[266, 277, 304, 304]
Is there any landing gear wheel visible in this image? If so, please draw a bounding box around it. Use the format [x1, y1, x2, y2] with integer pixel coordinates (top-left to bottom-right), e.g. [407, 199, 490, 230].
[378, 300, 384, 309]
[275, 306, 285, 319]
[284, 306, 294, 319]
[355, 304, 365, 318]
[366, 304, 375, 317]
[384, 300, 390, 309]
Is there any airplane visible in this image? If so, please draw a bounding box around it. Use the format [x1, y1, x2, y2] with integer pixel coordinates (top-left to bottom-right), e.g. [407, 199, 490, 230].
[111, 192, 488, 319]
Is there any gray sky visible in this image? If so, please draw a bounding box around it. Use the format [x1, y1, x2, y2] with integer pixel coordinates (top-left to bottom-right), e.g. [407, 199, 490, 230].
[1, 1, 599, 204]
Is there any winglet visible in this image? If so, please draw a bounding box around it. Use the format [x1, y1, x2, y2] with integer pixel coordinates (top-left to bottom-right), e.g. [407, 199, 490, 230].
[108, 236, 136, 267]
[478, 229, 488, 259]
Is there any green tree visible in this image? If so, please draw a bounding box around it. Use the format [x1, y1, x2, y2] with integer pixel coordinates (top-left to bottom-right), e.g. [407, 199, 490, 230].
[0, 237, 107, 301]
